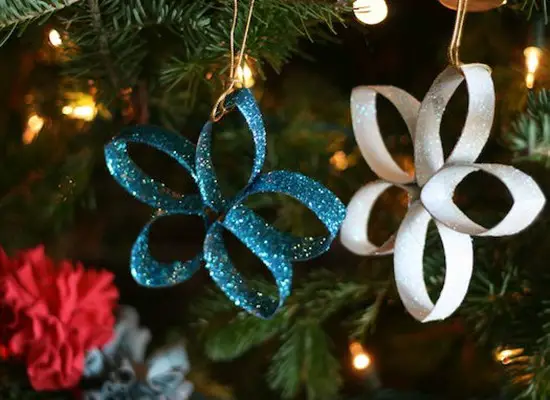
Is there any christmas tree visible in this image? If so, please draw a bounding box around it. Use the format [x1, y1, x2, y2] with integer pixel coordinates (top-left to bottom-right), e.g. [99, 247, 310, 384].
[0, 0, 549, 399]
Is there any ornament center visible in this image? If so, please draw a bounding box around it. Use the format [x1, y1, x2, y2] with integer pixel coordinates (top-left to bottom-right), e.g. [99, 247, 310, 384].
[402, 183, 420, 205]
[205, 207, 225, 225]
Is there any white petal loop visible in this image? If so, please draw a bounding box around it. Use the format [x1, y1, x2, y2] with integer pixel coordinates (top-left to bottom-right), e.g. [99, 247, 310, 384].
[351, 86, 419, 184]
[394, 202, 474, 322]
[421, 163, 546, 236]
[341, 181, 413, 255]
[415, 64, 495, 186]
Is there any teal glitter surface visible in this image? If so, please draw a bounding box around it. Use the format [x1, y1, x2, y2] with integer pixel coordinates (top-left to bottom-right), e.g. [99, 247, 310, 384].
[104, 89, 346, 318]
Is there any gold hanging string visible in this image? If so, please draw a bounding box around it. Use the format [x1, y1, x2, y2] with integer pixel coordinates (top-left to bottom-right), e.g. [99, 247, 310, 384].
[447, 0, 468, 68]
[211, 0, 256, 122]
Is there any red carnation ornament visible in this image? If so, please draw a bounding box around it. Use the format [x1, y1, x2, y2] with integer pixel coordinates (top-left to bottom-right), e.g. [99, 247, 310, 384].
[2, 246, 118, 390]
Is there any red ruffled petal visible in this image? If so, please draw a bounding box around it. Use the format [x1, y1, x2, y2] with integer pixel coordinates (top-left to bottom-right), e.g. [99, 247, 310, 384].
[0, 245, 119, 391]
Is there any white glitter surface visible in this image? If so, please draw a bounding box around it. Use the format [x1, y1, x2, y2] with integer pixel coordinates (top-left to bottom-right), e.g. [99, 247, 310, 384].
[341, 63, 546, 322]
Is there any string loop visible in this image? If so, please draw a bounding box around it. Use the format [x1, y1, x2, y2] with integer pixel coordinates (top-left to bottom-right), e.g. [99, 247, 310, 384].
[448, 0, 468, 68]
[211, 0, 256, 122]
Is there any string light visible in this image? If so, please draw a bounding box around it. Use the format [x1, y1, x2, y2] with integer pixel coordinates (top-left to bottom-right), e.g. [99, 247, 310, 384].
[353, 0, 388, 25]
[235, 60, 255, 88]
[330, 151, 350, 171]
[61, 93, 98, 121]
[524, 46, 543, 89]
[62, 106, 73, 115]
[62, 105, 96, 121]
[495, 347, 524, 365]
[48, 29, 62, 47]
[22, 114, 45, 144]
[349, 342, 371, 371]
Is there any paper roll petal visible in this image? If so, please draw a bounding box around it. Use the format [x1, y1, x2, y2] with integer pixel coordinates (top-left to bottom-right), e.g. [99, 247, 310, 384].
[234, 171, 346, 261]
[415, 64, 495, 186]
[204, 222, 289, 318]
[351, 86, 419, 184]
[341, 181, 413, 255]
[105, 126, 201, 213]
[394, 202, 474, 322]
[131, 215, 203, 287]
[196, 89, 266, 212]
[421, 163, 546, 236]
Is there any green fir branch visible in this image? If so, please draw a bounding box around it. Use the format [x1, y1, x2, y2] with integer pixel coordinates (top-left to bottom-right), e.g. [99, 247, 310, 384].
[267, 323, 305, 399]
[54, 0, 344, 104]
[192, 268, 380, 399]
[0, 0, 81, 28]
[267, 322, 341, 400]
[506, 0, 549, 21]
[506, 89, 550, 163]
[204, 310, 289, 361]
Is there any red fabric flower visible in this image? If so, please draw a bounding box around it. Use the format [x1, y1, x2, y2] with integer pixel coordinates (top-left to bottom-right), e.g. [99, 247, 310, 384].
[0, 247, 20, 355]
[1, 246, 118, 390]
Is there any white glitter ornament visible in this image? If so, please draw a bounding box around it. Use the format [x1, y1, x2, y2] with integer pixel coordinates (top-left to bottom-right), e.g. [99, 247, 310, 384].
[341, 63, 546, 323]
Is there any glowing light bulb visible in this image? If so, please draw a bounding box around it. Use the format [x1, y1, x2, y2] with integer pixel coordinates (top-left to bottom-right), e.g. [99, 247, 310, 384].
[524, 46, 543, 89]
[353, 353, 371, 370]
[23, 114, 45, 144]
[61, 96, 97, 121]
[330, 151, 349, 171]
[353, 0, 388, 25]
[495, 347, 524, 365]
[526, 72, 536, 89]
[235, 61, 255, 88]
[349, 342, 371, 371]
[48, 29, 62, 47]
[73, 106, 96, 121]
[525, 46, 542, 74]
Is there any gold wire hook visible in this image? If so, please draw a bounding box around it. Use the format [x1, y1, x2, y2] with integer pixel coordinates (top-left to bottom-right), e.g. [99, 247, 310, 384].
[211, 0, 256, 122]
[447, 0, 469, 68]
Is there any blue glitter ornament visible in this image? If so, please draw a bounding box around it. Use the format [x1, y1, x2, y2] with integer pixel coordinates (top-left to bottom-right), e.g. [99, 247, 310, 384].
[105, 89, 346, 318]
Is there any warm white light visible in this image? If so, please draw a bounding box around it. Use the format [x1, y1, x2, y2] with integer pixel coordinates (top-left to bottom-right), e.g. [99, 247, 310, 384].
[72, 105, 96, 121]
[23, 114, 45, 144]
[62, 105, 73, 115]
[350, 342, 371, 371]
[525, 46, 542, 74]
[495, 348, 524, 365]
[61, 104, 97, 121]
[48, 29, 62, 47]
[524, 46, 542, 89]
[235, 61, 255, 88]
[353, 353, 371, 370]
[353, 0, 388, 25]
[526, 72, 535, 89]
[330, 151, 349, 171]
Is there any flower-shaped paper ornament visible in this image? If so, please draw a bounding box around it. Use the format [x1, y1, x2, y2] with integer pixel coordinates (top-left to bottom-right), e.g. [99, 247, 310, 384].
[84, 306, 193, 400]
[105, 89, 345, 319]
[340, 64, 546, 323]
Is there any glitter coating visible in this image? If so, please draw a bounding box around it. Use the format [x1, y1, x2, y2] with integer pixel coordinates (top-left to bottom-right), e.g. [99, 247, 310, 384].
[105, 89, 346, 318]
[341, 63, 546, 323]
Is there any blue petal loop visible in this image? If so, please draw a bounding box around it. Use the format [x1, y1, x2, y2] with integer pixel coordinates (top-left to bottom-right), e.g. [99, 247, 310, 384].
[105, 126, 205, 287]
[131, 216, 203, 287]
[204, 222, 290, 317]
[231, 171, 346, 261]
[105, 126, 203, 214]
[196, 89, 266, 212]
[104, 89, 346, 318]
[196, 121, 226, 212]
